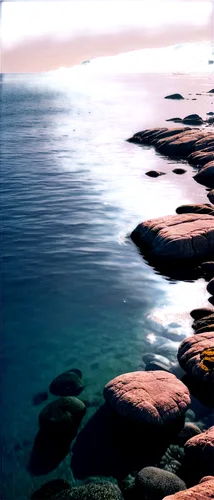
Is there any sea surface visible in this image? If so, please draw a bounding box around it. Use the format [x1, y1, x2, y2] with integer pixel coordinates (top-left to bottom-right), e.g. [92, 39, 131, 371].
[1, 69, 213, 499]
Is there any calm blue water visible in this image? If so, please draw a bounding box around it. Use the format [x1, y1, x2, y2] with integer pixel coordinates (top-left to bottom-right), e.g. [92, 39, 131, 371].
[1, 71, 213, 499]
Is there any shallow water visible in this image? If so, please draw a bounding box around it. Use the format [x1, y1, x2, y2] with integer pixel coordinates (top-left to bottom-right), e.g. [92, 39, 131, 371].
[1, 71, 213, 498]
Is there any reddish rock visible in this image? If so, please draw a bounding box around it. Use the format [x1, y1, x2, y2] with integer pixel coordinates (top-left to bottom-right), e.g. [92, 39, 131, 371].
[104, 371, 190, 426]
[184, 427, 214, 478]
[162, 478, 214, 499]
[199, 476, 214, 484]
[177, 333, 214, 383]
[131, 214, 214, 260]
[156, 131, 205, 156]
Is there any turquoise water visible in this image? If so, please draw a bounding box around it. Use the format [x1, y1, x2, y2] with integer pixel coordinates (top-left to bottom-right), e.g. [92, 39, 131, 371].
[1, 72, 213, 498]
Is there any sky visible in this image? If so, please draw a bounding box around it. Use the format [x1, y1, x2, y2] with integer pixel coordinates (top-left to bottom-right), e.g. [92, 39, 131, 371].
[1, 0, 213, 72]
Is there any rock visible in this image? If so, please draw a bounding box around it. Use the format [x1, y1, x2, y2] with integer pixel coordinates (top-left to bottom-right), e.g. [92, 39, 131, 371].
[199, 476, 214, 483]
[135, 467, 186, 500]
[182, 114, 203, 125]
[172, 168, 187, 174]
[57, 483, 123, 500]
[32, 391, 48, 406]
[145, 170, 166, 177]
[177, 332, 214, 383]
[127, 127, 189, 145]
[164, 94, 184, 100]
[104, 371, 190, 426]
[194, 324, 214, 334]
[131, 214, 214, 260]
[176, 204, 214, 215]
[207, 278, 214, 295]
[176, 423, 201, 446]
[162, 478, 214, 499]
[190, 308, 214, 320]
[166, 118, 183, 123]
[142, 353, 172, 367]
[193, 161, 214, 188]
[192, 135, 214, 152]
[189, 153, 214, 168]
[208, 89, 214, 93]
[208, 190, 214, 204]
[184, 427, 214, 480]
[49, 369, 84, 397]
[192, 313, 214, 331]
[209, 296, 214, 306]
[207, 112, 214, 115]
[145, 361, 171, 372]
[39, 396, 86, 435]
[156, 131, 205, 157]
[31, 479, 71, 499]
[197, 261, 214, 280]
[118, 475, 136, 500]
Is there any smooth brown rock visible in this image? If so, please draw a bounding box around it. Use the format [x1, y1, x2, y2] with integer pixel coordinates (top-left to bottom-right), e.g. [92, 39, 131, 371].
[156, 131, 204, 156]
[177, 332, 214, 383]
[188, 152, 214, 167]
[176, 204, 214, 215]
[190, 308, 214, 320]
[192, 135, 214, 152]
[131, 214, 214, 260]
[162, 479, 214, 499]
[104, 371, 190, 426]
[193, 163, 214, 188]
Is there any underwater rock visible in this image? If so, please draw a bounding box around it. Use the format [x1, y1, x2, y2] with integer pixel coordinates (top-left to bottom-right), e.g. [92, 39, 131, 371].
[207, 278, 214, 295]
[57, 482, 123, 499]
[208, 190, 214, 204]
[164, 94, 184, 100]
[176, 204, 214, 215]
[145, 170, 165, 177]
[176, 423, 201, 446]
[39, 396, 86, 434]
[190, 307, 214, 320]
[177, 333, 214, 383]
[172, 168, 187, 174]
[193, 162, 214, 188]
[49, 369, 84, 397]
[32, 391, 48, 406]
[162, 478, 214, 499]
[131, 213, 214, 260]
[104, 371, 190, 426]
[184, 427, 214, 482]
[31, 479, 71, 499]
[135, 466, 186, 500]
[145, 361, 171, 372]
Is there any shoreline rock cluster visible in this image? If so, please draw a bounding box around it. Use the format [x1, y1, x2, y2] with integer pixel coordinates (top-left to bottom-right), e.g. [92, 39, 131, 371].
[31, 98, 214, 499]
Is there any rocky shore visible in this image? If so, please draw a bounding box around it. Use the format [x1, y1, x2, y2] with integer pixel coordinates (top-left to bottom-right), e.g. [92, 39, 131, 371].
[30, 94, 214, 499]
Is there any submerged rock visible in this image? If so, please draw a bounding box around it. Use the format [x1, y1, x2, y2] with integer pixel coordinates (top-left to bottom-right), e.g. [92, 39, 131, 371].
[176, 423, 201, 446]
[49, 369, 84, 397]
[164, 94, 184, 100]
[57, 482, 123, 500]
[176, 204, 214, 215]
[135, 467, 186, 500]
[131, 213, 214, 260]
[31, 479, 71, 499]
[39, 396, 86, 435]
[104, 371, 190, 426]
[32, 391, 48, 406]
[162, 478, 214, 499]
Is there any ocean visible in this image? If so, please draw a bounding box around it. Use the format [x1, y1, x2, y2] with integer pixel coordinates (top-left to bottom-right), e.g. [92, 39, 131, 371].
[1, 59, 213, 498]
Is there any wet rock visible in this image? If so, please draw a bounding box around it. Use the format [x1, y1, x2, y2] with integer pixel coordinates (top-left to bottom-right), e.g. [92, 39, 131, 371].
[127, 127, 189, 145]
[145, 361, 171, 372]
[208, 89, 214, 93]
[197, 261, 214, 280]
[176, 423, 201, 446]
[189, 153, 214, 168]
[166, 117, 183, 123]
[184, 427, 214, 481]
[176, 204, 214, 215]
[192, 313, 214, 332]
[58, 482, 123, 500]
[39, 396, 86, 435]
[192, 135, 214, 152]
[156, 131, 204, 157]
[177, 332, 214, 383]
[182, 114, 203, 125]
[31, 479, 71, 499]
[207, 278, 214, 295]
[142, 353, 172, 367]
[190, 308, 214, 320]
[49, 369, 84, 397]
[131, 213, 214, 260]
[194, 324, 214, 334]
[164, 94, 184, 100]
[162, 478, 214, 499]
[104, 371, 190, 426]
[145, 170, 166, 177]
[32, 391, 48, 406]
[208, 190, 214, 204]
[172, 168, 187, 174]
[135, 467, 186, 500]
[193, 162, 214, 188]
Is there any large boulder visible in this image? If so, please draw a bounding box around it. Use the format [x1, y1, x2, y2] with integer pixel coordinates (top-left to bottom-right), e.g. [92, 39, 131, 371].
[177, 332, 214, 383]
[135, 467, 186, 500]
[155, 131, 205, 156]
[162, 478, 214, 499]
[184, 427, 214, 480]
[164, 94, 184, 100]
[190, 307, 214, 320]
[192, 313, 214, 332]
[188, 153, 214, 167]
[49, 369, 84, 397]
[176, 204, 214, 215]
[131, 214, 214, 260]
[55, 483, 123, 500]
[39, 396, 86, 435]
[193, 163, 214, 188]
[127, 128, 189, 145]
[104, 371, 190, 426]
